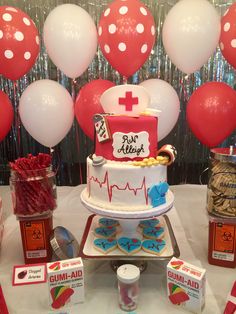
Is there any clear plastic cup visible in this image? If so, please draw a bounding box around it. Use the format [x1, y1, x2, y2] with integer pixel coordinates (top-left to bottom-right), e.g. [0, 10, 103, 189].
[117, 264, 140, 312]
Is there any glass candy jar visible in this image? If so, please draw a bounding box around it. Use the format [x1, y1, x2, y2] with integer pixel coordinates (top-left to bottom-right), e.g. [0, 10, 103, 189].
[10, 166, 57, 217]
[10, 166, 57, 263]
[207, 148, 236, 218]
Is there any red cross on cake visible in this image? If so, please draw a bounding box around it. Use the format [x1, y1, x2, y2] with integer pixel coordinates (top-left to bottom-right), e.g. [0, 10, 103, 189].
[100, 84, 149, 116]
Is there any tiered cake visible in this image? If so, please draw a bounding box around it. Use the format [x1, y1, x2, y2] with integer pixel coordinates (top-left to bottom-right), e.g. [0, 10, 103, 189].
[83, 85, 175, 212]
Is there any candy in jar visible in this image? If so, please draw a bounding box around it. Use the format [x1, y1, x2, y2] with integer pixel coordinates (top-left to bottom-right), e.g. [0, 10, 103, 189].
[117, 264, 140, 311]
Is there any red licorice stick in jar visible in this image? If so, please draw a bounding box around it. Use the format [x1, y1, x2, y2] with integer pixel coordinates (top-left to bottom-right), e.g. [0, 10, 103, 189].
[10, 154, 56, 216]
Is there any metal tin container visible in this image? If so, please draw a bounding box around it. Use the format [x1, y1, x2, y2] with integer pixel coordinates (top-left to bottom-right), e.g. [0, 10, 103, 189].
[207, 147, 236, 218]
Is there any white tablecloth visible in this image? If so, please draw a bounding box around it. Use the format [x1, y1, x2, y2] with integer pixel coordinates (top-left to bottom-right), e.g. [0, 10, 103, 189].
[0, 184, 234, 314]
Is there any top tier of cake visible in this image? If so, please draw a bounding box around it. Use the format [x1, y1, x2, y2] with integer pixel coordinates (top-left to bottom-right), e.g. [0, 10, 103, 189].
[95, 114, 158, 162]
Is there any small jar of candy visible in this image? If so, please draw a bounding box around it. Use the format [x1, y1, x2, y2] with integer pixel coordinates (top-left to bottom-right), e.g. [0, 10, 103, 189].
[117, 264, 140, 312]
[9, 153, 57, 263]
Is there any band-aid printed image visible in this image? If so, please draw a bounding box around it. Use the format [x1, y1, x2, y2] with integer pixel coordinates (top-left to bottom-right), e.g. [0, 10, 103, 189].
[50, 285, 74, 309]
[168, 283, 190, 305]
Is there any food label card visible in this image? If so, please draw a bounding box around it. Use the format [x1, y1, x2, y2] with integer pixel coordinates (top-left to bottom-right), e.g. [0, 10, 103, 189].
[12, 263, 46, 286]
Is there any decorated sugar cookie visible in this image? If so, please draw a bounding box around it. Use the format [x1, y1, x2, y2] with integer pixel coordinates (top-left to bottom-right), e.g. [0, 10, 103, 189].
[93, 238, 117, 254]
[94, 226, 116, 238]
[143, 226, 165, 239]
[99, 217, 119, 227]
[117, 237, 142, 255]
[142, 239, 166, 255]
[139, 218, 160, 229]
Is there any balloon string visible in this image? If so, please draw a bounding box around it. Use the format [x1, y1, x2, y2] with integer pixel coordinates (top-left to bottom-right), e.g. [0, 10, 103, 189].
[13, 80, 20, 157]
[71, 78, 83, 184]
[179, 75, 190, 102]
[122, 76, 128, 85]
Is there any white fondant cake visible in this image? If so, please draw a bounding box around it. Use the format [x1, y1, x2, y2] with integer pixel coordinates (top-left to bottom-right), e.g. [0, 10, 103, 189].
[86, 156, 167, 211]
[82, 84, 174, 212]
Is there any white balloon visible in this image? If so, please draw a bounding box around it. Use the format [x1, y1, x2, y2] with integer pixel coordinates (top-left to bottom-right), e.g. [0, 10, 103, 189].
[19, 79, 74, 147]
[140, 79, 180, 141]
[43, 4, 97, 79]
[162, 0, 221, 74]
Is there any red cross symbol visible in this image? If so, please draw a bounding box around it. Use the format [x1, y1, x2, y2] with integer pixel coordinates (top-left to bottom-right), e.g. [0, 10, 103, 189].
[118, 91, 139, 111]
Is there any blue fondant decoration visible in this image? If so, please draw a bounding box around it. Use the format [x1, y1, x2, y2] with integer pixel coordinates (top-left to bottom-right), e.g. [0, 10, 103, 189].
[148, 182, 169, 207]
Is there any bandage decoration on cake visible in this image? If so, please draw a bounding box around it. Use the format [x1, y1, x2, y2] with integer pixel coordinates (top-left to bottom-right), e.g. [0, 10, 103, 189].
[85, 84, 175, 212]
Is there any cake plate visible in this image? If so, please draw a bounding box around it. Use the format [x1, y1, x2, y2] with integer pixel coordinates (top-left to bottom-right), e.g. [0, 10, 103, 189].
[81, 188, 174, 239]
[80, 188, 177, 272]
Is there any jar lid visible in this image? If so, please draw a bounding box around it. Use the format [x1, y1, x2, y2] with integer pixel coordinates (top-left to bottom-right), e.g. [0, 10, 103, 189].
[50, 226, 79, 260]
[117, 264, 140, 284]
[210, 147, 236, 163]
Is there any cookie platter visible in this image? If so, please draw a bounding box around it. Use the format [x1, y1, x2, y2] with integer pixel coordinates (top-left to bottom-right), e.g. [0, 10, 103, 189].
[79, 214, 180, 260]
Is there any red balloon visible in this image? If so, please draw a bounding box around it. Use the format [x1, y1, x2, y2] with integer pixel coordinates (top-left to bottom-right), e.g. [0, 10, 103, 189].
[98, 0, 155, 78]
[0, 6, 40, 80]
[220, 3, 236, 69]
[186, 82, 236, 148]
[75, 79, 115, 140]
[0, 90, 14, 141]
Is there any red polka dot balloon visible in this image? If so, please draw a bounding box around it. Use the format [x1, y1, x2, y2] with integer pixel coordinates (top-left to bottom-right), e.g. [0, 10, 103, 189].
[220, 3, 236, 69]
[0, 6, 40, 81]
[98, 0, 155, 78]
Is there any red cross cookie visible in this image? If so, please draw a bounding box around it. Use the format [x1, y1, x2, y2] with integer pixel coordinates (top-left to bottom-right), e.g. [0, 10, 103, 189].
[0, 6, 39, 80]
[98, 0, 155, 78]
[220, 2, 236, 70]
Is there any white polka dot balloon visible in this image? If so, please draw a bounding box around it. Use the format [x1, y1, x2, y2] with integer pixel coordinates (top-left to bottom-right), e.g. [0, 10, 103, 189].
[98, 0, 156, 78]
[0, 5, 39, 80]
[220, 2, 236, 69]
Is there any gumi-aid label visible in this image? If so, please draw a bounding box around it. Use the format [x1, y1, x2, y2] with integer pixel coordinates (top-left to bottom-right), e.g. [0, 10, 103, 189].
[47, 257, 84, 310]
[167, 257, 206, 314]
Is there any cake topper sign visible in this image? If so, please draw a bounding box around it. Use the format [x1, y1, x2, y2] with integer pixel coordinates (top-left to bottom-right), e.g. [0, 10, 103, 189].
[112, 131, 150, 159]
[100, 84, 150, 116]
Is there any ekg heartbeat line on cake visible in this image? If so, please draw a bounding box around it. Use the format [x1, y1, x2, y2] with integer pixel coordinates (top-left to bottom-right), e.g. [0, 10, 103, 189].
[87, 169, 149, 204]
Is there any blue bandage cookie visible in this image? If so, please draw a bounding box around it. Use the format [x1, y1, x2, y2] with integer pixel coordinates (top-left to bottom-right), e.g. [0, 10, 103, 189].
[143, 226, 165, 239]
[98, 218, 119, 227]
[142, 239, 166, 255]
[139, 218, 160, 228]
[117, 237, 141, 255]
[93, 238, 117, 254]
[94, 226, 116, 238]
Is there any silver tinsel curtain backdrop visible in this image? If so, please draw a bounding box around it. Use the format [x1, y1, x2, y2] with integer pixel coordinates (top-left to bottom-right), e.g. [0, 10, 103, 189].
[0, 0, 235, 185]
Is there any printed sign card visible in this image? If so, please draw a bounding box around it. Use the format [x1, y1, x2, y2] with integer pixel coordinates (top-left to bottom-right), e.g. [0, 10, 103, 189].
[12, 263, 46, 286]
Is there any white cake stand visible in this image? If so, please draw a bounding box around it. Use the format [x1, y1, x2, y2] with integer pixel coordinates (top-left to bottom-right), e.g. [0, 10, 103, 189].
[80, 188, 174, 239]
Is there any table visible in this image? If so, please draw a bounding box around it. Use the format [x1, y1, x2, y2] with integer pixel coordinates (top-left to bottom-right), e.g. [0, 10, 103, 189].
[0, 184, 234, 314]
